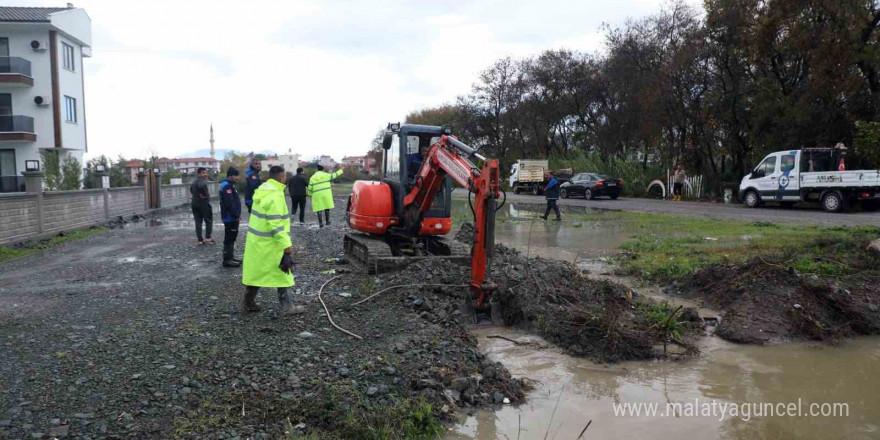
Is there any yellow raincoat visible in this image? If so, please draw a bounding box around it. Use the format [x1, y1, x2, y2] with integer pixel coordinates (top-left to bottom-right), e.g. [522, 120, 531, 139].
[242, 179, 294, 288]
[308, 169, 343, 212]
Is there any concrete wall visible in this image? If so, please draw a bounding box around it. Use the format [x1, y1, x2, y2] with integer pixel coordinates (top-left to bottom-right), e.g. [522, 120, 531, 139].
[0, 181, 219, 245]
[0, 193, 40, 243]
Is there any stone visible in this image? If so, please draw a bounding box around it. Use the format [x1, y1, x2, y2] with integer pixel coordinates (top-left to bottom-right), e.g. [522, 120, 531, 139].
[162, 365, 176, 370]
[868, 239, 880, 255]
[451, 377, 470, 392]
[47, 425, 69, 438]
[493, 392, 504, 404]
[869, 304, 879, 313]
[366, 386, 379, 396]
[443, 389, 461, 404]
[280, 392, 295, 400]
[377, 384, 389, 394]
[382, 366, 397, 375]
[0, 420, 10, 427]
[131, 374, 143, 380]
[297, 332, 316, 339]
[338, 368, 350, 377]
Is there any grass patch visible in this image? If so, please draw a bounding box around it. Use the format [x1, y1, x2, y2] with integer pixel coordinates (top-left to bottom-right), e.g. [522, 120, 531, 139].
[610, 213, 879, 282]
[0, 227, 105, 263]
[173, 383, 444, 440]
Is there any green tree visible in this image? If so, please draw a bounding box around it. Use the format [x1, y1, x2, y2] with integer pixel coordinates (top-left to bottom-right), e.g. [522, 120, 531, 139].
[83, 155, 110, 189]
[854, 120, 880, 168]
[161, 168, 181, 184]
[40, 149, 62, 191]
[60, 155, 82, 190]
[110, 155, 131, 187]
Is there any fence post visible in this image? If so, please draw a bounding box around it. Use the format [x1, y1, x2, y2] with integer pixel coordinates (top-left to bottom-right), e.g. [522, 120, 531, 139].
[21, 171, 45, 233]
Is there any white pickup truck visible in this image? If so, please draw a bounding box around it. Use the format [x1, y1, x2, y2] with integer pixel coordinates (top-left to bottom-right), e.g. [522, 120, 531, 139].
[739, 148, 880, 212]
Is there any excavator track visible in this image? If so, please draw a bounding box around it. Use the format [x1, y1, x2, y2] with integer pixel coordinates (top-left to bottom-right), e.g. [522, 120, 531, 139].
[344, 233, 470, 274]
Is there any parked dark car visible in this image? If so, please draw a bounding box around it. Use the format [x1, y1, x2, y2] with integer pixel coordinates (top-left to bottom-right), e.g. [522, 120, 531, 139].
[560, 173, 622, 200]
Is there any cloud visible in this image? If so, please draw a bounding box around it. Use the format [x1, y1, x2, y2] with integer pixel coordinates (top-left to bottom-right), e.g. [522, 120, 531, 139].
[0, 0, 700, 162]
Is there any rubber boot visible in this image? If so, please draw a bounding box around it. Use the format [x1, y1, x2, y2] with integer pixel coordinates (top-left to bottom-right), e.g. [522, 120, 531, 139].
[278, 288, 304, 316]
[317, 214, 324, 228]
[241, 286, 262, 313]
[324, 210, 331, 226]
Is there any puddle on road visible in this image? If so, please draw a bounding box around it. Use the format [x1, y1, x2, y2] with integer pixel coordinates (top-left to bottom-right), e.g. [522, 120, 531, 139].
[446, 200, 880, 440]
[446, 329, 880, 440]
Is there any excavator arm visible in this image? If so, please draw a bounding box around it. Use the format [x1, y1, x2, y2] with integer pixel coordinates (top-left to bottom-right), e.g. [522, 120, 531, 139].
[402, 135, 501, 308]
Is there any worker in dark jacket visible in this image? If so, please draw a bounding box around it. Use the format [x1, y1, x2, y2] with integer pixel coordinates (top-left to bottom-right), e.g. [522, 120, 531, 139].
[244, 158, 262, 214]
[540, 173, 562, 221]
[190, 167, 214, 243]
[219, 167, 242, 267]
[286, 167, 309, 224]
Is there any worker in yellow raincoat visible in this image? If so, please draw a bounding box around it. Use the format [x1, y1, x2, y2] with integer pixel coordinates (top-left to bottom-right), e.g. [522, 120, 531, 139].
[308, 164, 343, 228]
[241, 165, 302, 315]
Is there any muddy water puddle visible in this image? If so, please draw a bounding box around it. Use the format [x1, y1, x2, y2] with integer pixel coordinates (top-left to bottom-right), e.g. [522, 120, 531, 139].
[447, 200, 880, 440]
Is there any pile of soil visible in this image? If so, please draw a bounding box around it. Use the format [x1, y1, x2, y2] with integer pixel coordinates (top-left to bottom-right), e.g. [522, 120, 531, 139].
[398, 223, 702, 362]
[668, 260, 880, 344]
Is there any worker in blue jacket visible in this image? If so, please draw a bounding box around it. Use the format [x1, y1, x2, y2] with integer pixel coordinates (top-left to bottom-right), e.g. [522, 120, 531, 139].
[219, 167, 243, 267]
[244, 158, 262, 214]
[540, 173, 562, 221]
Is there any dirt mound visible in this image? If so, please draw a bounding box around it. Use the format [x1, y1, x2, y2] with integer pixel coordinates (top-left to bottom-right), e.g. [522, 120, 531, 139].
[397, 224, 700, 362]
[669, 260, 880, 344]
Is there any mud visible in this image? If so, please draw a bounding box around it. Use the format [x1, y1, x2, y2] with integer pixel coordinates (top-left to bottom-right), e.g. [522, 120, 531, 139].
[450, 223, 701, 362]
[667, 260, 880, 344]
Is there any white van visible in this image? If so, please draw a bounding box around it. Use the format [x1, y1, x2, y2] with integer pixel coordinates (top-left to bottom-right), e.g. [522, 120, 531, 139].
[739, 148, 880, 212]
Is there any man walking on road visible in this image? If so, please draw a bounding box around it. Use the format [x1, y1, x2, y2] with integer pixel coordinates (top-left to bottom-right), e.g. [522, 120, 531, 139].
[308, 164, 343, 228]
[244, 158, 262, 214]
[241, 165, 302, 315]
[540, 173, 562, 221]
[286, 167, 308, 224]
[219, 167, 242, 267]
[190, 167, 214, 244]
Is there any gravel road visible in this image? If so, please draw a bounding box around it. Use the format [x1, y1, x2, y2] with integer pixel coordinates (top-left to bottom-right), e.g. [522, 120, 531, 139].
[453, 189, 880, 227]
[0, 199, 524, 439]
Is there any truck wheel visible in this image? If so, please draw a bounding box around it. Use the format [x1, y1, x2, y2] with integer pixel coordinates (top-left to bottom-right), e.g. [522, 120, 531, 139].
[822, 191, 845, 212]
[610, 194, 619, 200]
[513, 186, 520, 195]
[744, 190, 761, 208]
[584, 189, 594, 200]
[560, 189, 568, 199]
[863, 200, 880, 212]
[532, 185, 540, 196]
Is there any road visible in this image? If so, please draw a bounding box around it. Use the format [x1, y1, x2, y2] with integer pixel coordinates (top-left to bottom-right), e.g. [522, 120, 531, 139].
[451, 189, 880, 227]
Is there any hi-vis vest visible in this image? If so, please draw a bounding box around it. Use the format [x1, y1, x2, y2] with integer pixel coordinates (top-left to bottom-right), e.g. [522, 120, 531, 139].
[242, 178, 294, 288]
[308, 170, 343, 212]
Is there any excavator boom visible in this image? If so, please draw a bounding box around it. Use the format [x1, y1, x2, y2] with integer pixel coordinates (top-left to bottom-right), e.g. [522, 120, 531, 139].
[345, 125, 503, 321]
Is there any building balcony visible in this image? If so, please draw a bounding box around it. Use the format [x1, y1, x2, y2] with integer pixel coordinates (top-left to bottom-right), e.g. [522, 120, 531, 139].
[0, 57, 34, 86]
[0, 115, 36, 142]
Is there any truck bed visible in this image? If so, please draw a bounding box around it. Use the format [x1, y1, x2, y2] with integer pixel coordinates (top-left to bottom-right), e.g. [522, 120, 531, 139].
[517, 168, 545, 183]
[801, 170, 880, 188]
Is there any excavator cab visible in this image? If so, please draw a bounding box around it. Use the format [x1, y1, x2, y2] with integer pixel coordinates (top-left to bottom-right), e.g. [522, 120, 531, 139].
[380, 124, 453, 230]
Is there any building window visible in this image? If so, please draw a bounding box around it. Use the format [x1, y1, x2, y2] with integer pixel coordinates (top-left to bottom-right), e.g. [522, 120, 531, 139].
[62, 42, 75, 71]
[64, 96, 77, 123]
[0, 38, 9, 57]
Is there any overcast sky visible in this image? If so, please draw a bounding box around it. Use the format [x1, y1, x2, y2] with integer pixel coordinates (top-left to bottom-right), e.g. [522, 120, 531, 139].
[5, 0, 699, 162]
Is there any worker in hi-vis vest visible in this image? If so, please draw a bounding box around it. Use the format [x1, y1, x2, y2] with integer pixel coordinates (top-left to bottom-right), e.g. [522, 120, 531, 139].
[307, 164, 343, 228]
[241, 165, 303, 315]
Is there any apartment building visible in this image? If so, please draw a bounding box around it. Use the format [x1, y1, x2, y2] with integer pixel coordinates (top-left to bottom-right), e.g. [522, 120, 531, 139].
[0, 5, 91, 192]
[263, 149, 300, 173]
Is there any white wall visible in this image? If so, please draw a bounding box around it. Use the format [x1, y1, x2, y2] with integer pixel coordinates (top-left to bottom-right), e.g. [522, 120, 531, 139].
[0, 18, 89, 178]
[56, 33, 86, 152]
[0, 24, 55, 175]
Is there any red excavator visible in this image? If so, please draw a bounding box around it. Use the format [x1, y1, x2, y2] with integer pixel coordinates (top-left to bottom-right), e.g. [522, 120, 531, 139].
[344, 123, 504, 323]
